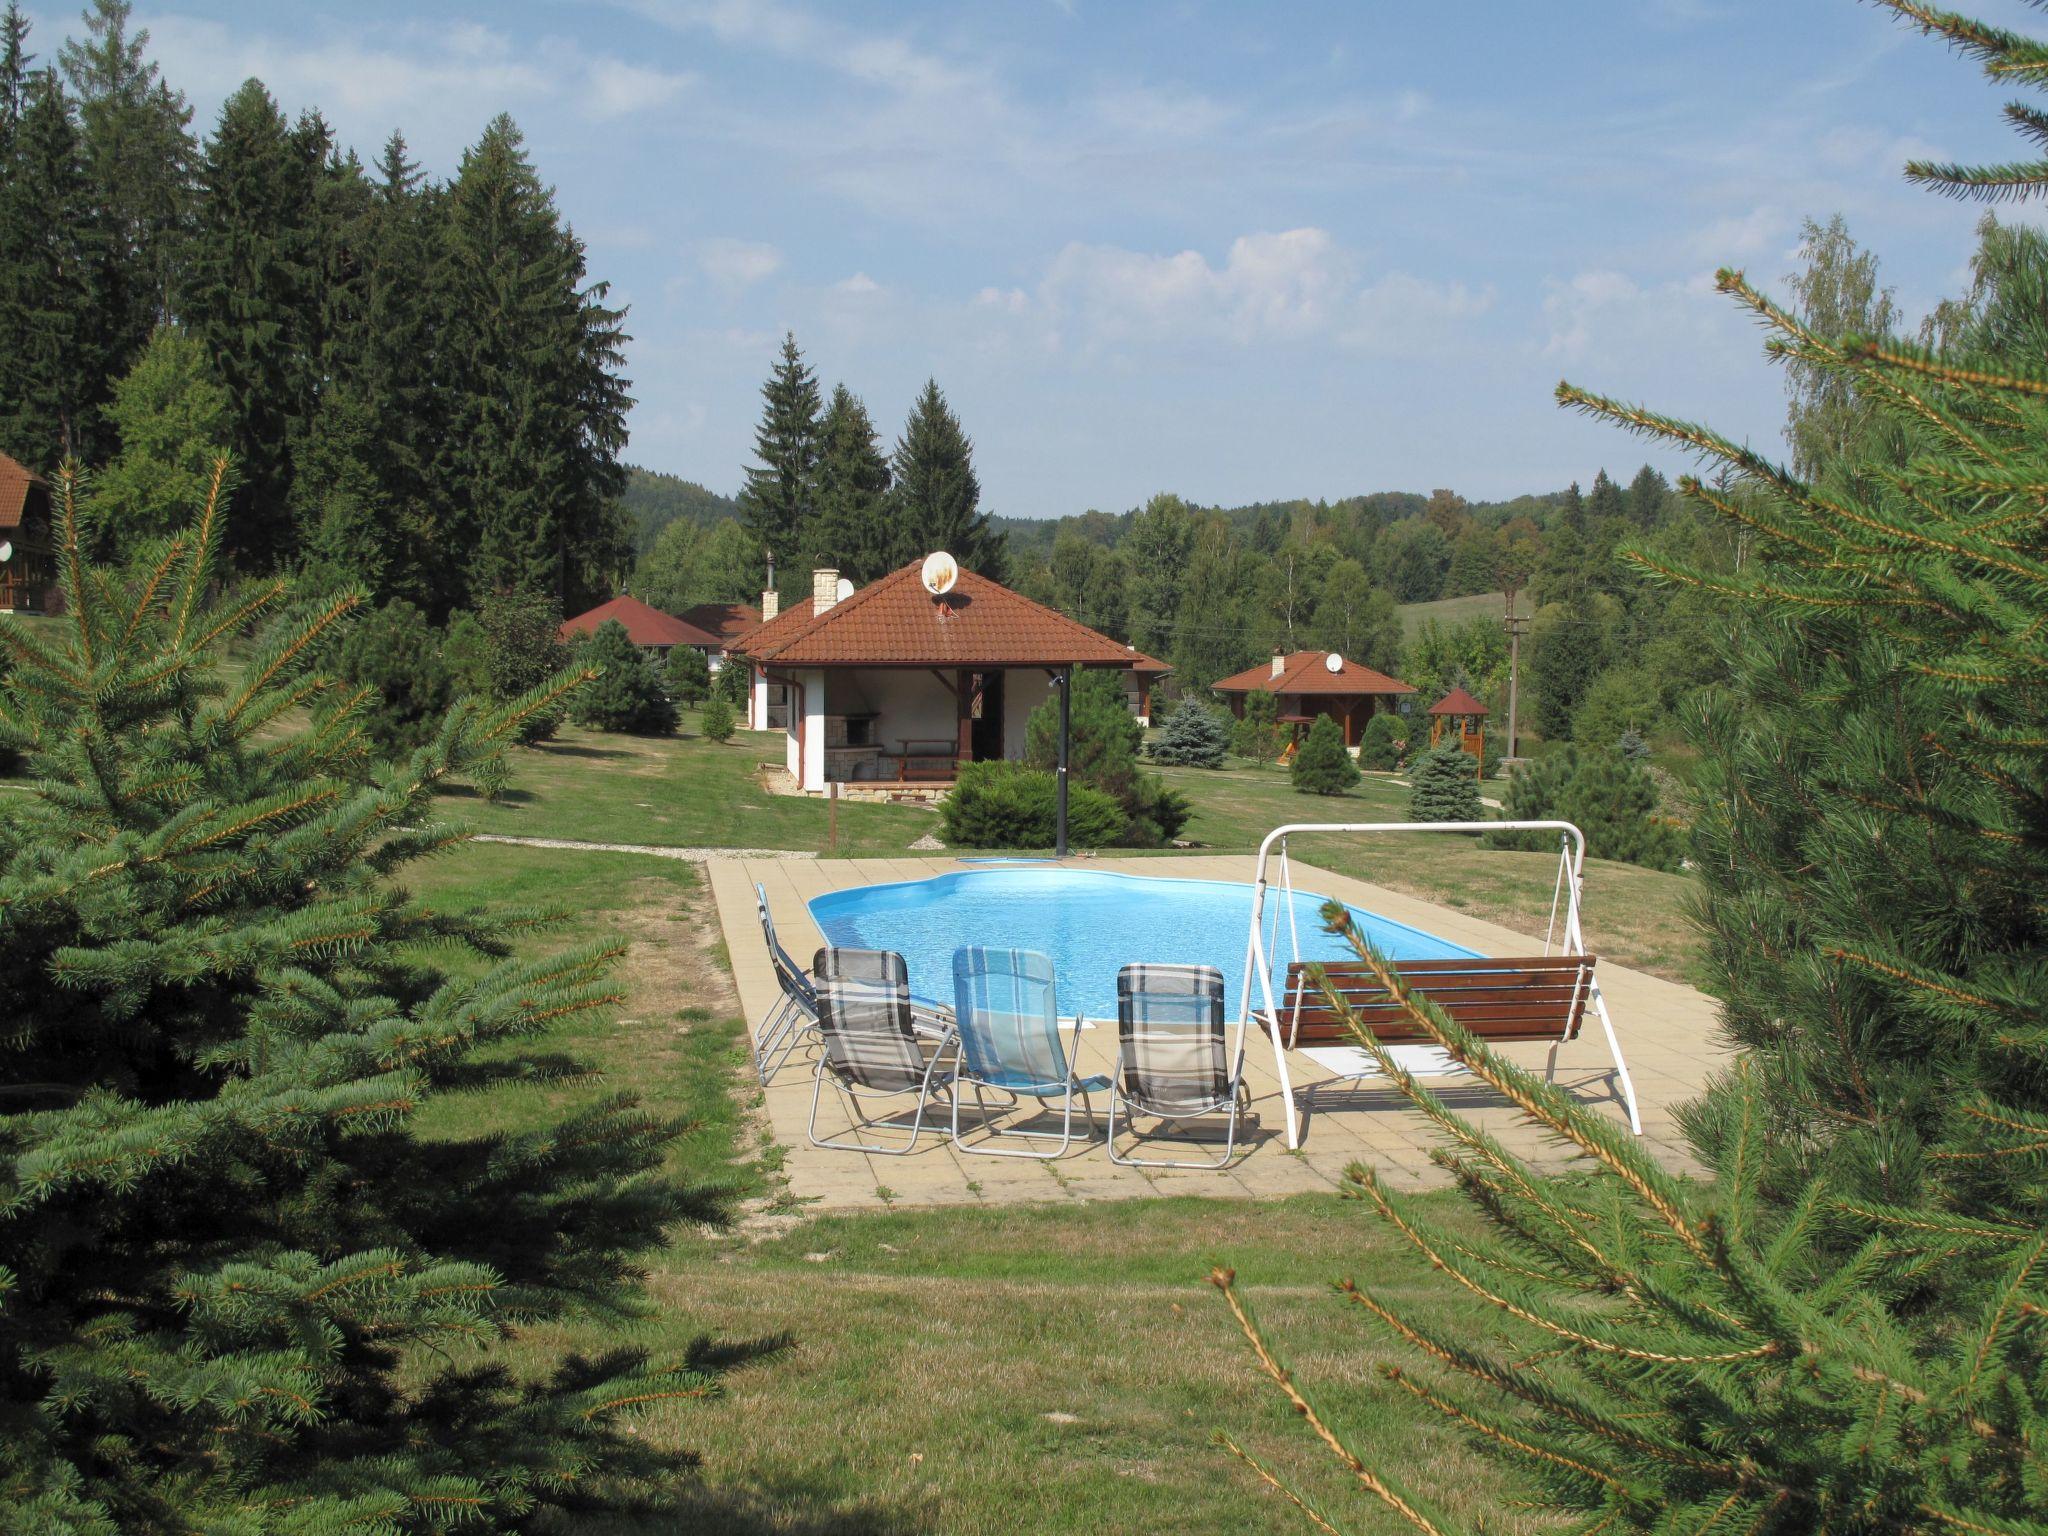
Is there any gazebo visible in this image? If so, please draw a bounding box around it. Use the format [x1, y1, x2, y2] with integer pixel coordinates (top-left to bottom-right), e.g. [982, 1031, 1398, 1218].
[1428, 686, 1489, 757]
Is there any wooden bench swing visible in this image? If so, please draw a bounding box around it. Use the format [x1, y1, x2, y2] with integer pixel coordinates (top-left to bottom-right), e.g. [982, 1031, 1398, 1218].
[1235, 821, 1641, 1147]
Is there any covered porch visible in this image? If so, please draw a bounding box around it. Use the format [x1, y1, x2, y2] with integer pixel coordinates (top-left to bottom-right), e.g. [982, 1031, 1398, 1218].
[770, 663, 1057, 794]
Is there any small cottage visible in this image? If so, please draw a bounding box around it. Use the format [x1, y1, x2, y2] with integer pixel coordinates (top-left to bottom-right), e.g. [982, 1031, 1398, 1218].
[1211, 648, 1416, 746]
[0, 452, 56, 615]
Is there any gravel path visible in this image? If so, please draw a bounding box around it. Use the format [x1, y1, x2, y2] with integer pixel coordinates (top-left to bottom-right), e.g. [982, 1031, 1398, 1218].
[472, 834, 817, 861]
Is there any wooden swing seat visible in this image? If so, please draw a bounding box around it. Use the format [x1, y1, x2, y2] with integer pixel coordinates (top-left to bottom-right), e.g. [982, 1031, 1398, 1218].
[1268, 954, 1596, 1048]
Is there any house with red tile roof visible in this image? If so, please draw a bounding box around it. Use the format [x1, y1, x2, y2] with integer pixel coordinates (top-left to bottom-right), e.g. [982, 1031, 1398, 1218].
[1211, 648, 1416, 748]
[0, 452, 55, 614]
[676, 601, 761, 668]
[558, 594, 723, 656]
[729, 561, 1168, 794]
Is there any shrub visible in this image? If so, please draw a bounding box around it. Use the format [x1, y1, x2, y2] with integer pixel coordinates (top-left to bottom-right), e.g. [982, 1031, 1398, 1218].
[333, 597, 453, 755]
[1148, 698, 1228, 767]
[665, 641, 710, 705]
[572, 620, 678, 735]
[1408, 743, 1482, 821]
[1026, 668, 1186, 843]
[939, 759, 1125, 848]
[699, 693, 736, 742]
[1290, 713, 1359, 795]
[1572, 664, 1662, 750]
[1230, 688, 1283, 765]
[479, 588, 571, 743]
[442, 608, 490, 696]
[1, 471, 720, 1531]
[1358, 710, 1409, 770]
[1486, 743, 1682, 871]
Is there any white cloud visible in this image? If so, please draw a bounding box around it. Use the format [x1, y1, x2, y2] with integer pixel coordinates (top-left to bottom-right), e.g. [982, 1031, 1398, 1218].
[1030, 228, 1488, 354]
[696, 237, 785, 290]
[1541, 268, 1727, 366]
[585, 58, 693, 120]
[144, 16, 550, 149]
[832, 272, 882, 295]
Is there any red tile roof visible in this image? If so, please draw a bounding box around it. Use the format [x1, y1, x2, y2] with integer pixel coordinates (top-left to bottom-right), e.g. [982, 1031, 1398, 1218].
[0, 452, 48, 531]
[1428, 686, 1489, 716]
[677, 601, 761, 644]
[559, 595, 722, 649]
[1212, 651, 1414, 697]
[734, 561, 1146, 669]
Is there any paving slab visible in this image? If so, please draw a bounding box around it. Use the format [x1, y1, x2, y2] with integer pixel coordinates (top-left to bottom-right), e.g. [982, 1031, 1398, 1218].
[708, 852, 1728, 1210]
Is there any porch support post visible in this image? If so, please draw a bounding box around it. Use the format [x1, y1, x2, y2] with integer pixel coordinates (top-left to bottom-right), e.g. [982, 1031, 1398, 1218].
[1056, 667, 1071, 858]
[956, 670, 973, 765]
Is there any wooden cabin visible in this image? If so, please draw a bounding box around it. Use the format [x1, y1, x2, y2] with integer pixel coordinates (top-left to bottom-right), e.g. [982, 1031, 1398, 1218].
[0, 452, 55, 614]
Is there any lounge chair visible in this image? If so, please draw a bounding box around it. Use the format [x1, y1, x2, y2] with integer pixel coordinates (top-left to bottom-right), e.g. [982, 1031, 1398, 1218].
[753, 883, 952, 1085]
[948, 947, 1110, 1159]
[1107, 963, 1246, 1169]
[807, 948, 956, 1155]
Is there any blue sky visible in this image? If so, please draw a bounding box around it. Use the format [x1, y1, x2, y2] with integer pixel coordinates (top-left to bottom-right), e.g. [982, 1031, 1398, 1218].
[25, 0, 2048, 514]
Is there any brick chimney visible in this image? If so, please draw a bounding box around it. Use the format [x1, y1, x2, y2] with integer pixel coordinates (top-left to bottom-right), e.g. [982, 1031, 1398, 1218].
[812, 567, 841, 617]
[1271, 646, 1287, 680]
[761, 588, 779, 621]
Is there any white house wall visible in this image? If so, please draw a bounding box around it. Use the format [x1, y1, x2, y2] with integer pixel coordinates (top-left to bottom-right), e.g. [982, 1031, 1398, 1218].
[1003, 668, 1053, 757]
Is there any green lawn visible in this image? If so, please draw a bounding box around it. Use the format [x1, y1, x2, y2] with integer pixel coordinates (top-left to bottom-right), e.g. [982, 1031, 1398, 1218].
[1395, 588, 1508, 640]
[442, 716, 938, 855]
[395, 838, 1530, 1533]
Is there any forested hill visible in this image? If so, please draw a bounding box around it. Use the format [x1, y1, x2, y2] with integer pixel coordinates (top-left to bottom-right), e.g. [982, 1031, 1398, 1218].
[620, 467, 741, 552]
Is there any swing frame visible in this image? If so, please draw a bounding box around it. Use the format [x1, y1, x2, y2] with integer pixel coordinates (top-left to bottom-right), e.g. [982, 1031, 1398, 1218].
[1237, 821, 1642, 1147]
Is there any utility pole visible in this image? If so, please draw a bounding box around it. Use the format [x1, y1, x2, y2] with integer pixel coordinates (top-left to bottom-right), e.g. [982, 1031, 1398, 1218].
[1504, 584, 1528, 763]
[1055, 668, 1071, 858]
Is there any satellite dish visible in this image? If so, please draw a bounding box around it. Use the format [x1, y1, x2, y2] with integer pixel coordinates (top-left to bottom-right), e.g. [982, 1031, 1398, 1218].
[920, 551, 959, 596]
[0, 540, 12, 564]
[1324, 651, 1344, 674]
[835, 575, 855, 603]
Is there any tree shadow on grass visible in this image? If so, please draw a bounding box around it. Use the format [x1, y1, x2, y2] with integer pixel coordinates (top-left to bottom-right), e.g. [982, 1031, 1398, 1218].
[438, 783, 536, 806]
[532, 742, 638, 761]
[437, 1053, 600, 1094]
[564, 1485, 935, 1536]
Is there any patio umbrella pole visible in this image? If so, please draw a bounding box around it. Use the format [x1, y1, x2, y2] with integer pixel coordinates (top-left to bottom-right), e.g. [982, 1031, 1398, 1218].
[1056, 667, 1071, 858]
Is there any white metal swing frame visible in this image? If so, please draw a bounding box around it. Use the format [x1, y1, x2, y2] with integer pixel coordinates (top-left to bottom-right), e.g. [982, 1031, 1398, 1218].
[1236, 821, 1642, 1148]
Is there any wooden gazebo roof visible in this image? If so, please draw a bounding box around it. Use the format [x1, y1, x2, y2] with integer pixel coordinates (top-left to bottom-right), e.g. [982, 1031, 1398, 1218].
[1427, 687, 1489, 716]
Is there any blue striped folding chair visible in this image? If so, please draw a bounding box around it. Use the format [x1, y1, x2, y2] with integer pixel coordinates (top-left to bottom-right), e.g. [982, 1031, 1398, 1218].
[808, 948, 955, 1155]
[752, 883, 952, 1085]
[1107, 963, 1245, 1170]
[949, 947, 1110, 1159]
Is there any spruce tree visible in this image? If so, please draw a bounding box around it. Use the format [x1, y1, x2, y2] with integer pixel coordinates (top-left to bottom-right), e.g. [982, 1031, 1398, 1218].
[1625, 463, 1668, 530]
[572, 619, 677, 735]
[1406, 742, 1480, 821]
[735, 331, 821, 577]
[436, 116, 631, 614]
[1289, 713, 1358, 796]
[0, 466, 720, 1532]
[1148, 698, 1229, 767]
[1584, 467, 1624, 530]
[59, 0, 194, 463]
[890, 378, 1005, 579]
[664, 638, 709, 705]
[1216, 9, 2048, 1531]
[1556, 477, 1585, 533]
[0, 61, 86, 467]
[184, 79, 322, 571]
[807, 382, 893, 581]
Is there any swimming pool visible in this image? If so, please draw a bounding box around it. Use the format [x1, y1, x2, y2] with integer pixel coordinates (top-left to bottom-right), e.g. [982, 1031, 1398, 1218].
[807, 867, 1475, 1020]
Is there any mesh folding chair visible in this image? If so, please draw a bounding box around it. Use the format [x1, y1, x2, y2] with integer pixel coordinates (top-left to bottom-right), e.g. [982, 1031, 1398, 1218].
[949, 947, 1110, 1159]
[808, 947, 955, 1155]
[1107, 963, 1246, 1169]
[752, 884, 953, 1085]
[753, 884, 820, 1084]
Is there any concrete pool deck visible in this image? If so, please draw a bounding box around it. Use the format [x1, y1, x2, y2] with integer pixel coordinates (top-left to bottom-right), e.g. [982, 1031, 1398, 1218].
[707, 854, 1729, 1209]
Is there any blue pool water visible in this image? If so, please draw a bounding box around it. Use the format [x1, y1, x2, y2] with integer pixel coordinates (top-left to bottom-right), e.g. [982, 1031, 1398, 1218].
[807, 868, 1474, 1020]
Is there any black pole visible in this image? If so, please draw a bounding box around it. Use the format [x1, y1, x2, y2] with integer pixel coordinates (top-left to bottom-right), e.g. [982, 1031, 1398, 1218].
[1056, 667, 1071, 858]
